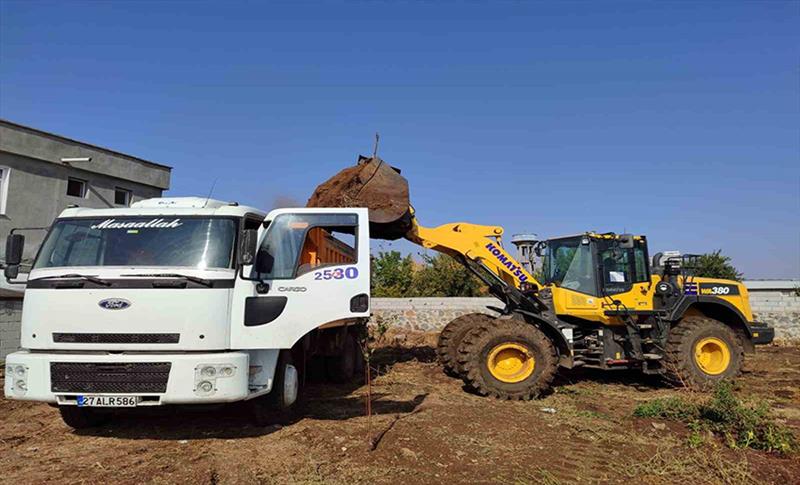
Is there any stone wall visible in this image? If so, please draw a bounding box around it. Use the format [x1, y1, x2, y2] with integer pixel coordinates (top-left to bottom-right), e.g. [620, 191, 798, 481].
[0, 299, 22, 360]
[372, 292, 799, 343]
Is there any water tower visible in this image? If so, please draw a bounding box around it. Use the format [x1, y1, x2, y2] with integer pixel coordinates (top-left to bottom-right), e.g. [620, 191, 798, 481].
[510, 233, 539, 275]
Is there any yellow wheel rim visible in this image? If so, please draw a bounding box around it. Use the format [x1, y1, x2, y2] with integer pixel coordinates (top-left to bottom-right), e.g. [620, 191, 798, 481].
[694, 337, 731, 375]
[487, 343, 535, 383]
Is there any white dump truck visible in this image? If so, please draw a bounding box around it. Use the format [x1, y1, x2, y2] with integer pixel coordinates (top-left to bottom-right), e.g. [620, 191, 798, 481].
[3, 197, 371, 428]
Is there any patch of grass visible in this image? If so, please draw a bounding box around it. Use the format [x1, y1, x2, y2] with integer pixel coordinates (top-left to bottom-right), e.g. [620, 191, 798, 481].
[634, 397, 698, 421]
[623, 444, 757, 485]
[633, 382, 797, 454]
[575, 409, 612, 421]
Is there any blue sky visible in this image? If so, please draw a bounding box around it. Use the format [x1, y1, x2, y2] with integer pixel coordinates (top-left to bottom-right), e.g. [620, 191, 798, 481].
[1, 1, 798, 278]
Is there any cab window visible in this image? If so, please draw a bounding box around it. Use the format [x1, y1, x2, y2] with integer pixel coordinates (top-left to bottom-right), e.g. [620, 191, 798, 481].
[545, 238, 597, 295]
[598, 239, 649, 293]
[254, 213, 357, 280]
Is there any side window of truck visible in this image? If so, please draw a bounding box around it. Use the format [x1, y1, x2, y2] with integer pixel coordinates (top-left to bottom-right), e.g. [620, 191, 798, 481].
[254, 213, 358, 280]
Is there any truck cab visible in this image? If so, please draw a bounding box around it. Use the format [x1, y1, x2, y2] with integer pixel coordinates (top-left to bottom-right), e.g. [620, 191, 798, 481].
[3, 197, 371, 427]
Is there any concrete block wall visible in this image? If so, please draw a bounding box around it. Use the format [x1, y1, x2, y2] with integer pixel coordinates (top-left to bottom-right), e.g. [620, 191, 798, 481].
[371, 298, 497, 332]
[750, 290, 800, 342]
[0, 299, 23, 360]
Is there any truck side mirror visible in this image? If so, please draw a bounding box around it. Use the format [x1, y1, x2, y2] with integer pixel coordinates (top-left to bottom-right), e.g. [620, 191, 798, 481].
[4, 234, 24, 280]
[238, 229, 258, 265]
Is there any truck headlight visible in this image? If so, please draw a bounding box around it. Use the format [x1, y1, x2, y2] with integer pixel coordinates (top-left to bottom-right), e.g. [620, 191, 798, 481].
[194, 364, 236, 396]
[15, 380, 27, 392]
[14, 365, 26, 377]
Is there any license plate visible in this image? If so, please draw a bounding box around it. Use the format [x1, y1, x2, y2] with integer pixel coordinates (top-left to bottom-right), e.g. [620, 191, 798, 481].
[76, 395, 138, 407]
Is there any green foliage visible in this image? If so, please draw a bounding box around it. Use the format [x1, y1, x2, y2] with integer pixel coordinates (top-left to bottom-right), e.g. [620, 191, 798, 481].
[633, 383, 797, 454]
[371, 251, 486, 297]
[409, 253, 486, 297]
[692, 250, 744, 281]
[371, 251, 415, 297]
[633, 397, 698, 421]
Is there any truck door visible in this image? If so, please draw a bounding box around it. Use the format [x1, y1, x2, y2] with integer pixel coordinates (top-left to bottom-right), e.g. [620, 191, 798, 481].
[230, 208, 370, 350]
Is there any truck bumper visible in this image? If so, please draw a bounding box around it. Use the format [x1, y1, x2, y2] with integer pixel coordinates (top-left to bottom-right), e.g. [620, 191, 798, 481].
[748, 323, 775, 345]
[3, 350, 269, 405]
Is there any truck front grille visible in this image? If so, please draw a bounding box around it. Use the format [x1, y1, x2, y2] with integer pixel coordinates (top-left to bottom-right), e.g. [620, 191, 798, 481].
[53, 333, 180, 344]
[50, 362, 171, 393]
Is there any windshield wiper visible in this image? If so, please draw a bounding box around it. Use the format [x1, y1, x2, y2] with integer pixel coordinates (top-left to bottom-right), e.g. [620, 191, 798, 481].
[122, 273, 213, 287]
[31, 273, 112, 286]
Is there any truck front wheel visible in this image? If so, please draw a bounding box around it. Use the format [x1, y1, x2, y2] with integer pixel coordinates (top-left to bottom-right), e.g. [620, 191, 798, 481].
[59, 406, 110, 429]
[251, 349, 304, 426]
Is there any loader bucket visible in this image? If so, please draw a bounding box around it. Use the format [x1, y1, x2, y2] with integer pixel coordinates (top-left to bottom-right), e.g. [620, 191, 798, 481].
[307, 155, 412, 240]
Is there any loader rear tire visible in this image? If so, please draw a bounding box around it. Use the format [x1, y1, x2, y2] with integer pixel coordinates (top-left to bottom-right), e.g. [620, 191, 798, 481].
[457, 319, 558, 400]
[664, 316, 744, 390]
[437, 313, 495, 377]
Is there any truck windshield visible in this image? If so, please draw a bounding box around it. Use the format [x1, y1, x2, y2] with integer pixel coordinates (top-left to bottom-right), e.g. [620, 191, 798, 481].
[33, 217, 237, 270]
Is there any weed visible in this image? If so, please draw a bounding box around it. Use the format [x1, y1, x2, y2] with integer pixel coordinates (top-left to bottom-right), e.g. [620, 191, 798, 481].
[633, 382, 797, 454]
[575, 409, 611, 420]
[633, 397, 698, 421]
[624, 444, 757, 485]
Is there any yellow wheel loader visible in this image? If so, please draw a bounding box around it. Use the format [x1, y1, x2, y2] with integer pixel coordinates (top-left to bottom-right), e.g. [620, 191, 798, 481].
[309, 156, 775, 399]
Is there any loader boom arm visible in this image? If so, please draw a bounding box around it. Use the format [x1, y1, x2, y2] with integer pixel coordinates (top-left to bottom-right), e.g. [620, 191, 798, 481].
[406, 217, 543, 291]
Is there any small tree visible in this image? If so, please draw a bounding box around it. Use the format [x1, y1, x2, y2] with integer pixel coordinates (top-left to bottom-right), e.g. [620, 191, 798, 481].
[409, 253, 487, 297]
[371, 251, 415, 297]
[693, 250, 744, 281]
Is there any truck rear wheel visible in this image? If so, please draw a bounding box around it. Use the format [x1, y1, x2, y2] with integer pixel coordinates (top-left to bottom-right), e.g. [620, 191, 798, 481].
[59, 406, 110, 429]
[457, 319, 558, 400]
[251, 349, 304, 426]
[326, 332, 358, 383]
[437, 313, 495, 377]
[664, 316, 744, 390]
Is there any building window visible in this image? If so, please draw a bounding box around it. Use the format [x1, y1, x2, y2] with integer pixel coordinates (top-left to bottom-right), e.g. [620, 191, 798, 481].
[114, 187, 132, 206]
[0, 166, 9, 214]
[66, 177, 87, 198]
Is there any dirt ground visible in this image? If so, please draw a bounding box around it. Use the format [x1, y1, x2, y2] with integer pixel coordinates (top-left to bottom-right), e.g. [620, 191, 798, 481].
[1, 333, 798, 485]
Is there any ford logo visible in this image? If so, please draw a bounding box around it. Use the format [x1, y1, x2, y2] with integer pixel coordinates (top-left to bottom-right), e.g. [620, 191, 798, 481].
[98, 298, 131, 310]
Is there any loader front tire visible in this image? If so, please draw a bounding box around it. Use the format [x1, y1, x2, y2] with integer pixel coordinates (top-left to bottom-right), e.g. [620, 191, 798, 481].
[457, 320, 558, 400]
[664, 316, 744, 390]
[437, 313, 495, 377]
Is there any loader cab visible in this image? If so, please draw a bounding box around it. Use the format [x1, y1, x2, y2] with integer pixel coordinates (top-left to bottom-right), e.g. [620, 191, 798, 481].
[542, 233, 650, 298]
